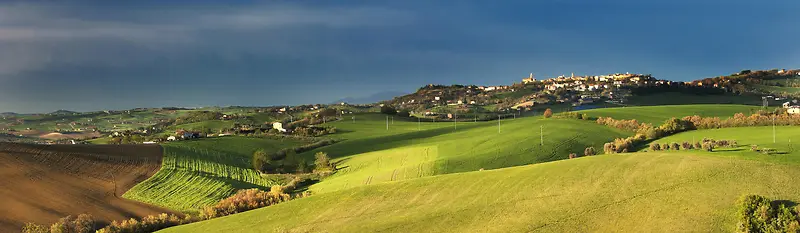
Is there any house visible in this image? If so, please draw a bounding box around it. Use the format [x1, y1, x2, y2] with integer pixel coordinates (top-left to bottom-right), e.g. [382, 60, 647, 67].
[273, 122, 287, 132]
[143, 141, 157, 144]
[778, 69, 786, 74]
[167, 136, 177, 141]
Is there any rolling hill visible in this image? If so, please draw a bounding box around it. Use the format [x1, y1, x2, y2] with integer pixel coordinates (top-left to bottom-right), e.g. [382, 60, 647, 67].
[160, 151, 800, 232]
[0, 143, 169, 232]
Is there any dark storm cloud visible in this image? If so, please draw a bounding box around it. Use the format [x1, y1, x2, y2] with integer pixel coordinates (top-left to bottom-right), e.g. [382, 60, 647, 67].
[0, 0, 798, 113]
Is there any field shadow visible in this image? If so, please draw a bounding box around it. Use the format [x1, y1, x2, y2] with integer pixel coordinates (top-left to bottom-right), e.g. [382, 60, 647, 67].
[306, 123, 486, 159]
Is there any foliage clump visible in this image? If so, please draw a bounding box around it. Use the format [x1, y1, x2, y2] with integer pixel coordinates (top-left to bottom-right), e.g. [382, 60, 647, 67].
[200, 188, 291, 220]
[737, 195, 800, 232]
[543, 108, 553, 118]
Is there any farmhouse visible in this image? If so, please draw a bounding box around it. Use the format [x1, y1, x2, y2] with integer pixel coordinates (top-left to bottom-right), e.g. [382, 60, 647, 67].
[167, 136, 177, 141]
[272, 122, 287, 132]
[789, 106, 800, 115]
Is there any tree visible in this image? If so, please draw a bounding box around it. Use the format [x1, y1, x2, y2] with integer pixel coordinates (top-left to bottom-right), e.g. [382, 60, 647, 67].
[252, 149, 268, 173]
[380, 105, 397, 115]
[543, 108, 553, 118]
[397, 110, 410, 118]
[314, 152, 333, 172]
[584, 147, 596, 156]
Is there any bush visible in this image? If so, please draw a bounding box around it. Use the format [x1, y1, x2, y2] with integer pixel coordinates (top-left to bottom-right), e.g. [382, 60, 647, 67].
[584, 147, 596, 156]
[99, 213, 191, 233]
[46, 214, 95, 233]
[380, 105, 397, 115]
[569, 153, 577, 159]
[22, 223, 48, 233]
[314, 152, 334, 172]
[681, 141, 692, 150]
[663, 143, 670, 150]
[751, 145, 759, 152]
[201, 188, 291, 220]
[694, 141, 703, 150]
[543, 108, 553, 118]
[670, 142, 681, 151]
[649, 143, 661, 151]
[737, 195, 800, 232]
[702, 142, 715, 152]
[603, 142, 615, 154]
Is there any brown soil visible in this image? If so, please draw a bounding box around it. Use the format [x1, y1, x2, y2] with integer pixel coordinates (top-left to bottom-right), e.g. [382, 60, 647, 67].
[0, 142, 171, 232]
[38, 132, 102, 140]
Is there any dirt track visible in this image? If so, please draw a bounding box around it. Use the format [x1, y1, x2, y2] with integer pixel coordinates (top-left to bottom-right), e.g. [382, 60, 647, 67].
[0, 143, 171, 232]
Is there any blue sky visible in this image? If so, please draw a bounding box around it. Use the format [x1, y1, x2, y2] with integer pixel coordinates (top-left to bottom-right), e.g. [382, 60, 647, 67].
[0, 0, 798, 113]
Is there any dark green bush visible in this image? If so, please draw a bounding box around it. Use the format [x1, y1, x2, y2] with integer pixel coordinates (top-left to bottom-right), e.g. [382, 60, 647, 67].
[649, 143, 661, 151]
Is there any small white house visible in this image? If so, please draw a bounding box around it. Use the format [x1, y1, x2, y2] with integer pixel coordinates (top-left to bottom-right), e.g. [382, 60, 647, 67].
[273, 122, 287, 133]
[143, 141, 157, 144]
[167, 136, 177, 141]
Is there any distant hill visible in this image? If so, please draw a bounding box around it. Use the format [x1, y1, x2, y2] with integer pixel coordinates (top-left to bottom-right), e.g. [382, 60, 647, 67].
[334, 91, 408, 105]
[48, 109, 80, 115]
[0, 112, 16, 117]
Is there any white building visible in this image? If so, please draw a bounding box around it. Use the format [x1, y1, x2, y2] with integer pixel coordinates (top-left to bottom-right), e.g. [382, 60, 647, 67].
[789, 106, 800, 115]
[167, 136, 177, 141]
[273, 122, 287, 132]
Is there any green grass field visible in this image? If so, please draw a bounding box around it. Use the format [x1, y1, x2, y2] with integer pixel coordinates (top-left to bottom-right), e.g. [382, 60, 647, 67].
[624, 92, 763, 106]
[577, 104, 763, 125]
[649, 126, 800, 164]
[302, 113, 630, 193]
[161, 151, 800, 233]
[123, 137, 303, 212]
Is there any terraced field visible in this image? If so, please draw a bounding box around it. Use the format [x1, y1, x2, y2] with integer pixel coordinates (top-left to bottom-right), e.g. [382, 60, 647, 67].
[0, 143, 169, 232]
[124, 137, 303, 212]
[161, 151, 800, 233]
[577, 104, 762, 125]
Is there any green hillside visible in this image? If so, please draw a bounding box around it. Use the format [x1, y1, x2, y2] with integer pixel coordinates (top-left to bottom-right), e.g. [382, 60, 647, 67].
[650, 126, 800, 164]
[577, 104, 762, 125]
[298, 113, 630, 193]
[166, 120, 235, 133]
[123, 137, 303, 212]
[160, 152, 800, 232]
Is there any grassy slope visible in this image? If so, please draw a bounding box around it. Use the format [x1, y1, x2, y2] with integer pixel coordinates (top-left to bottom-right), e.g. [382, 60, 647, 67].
[577, 104, 763, 125]
[650, 126, 800, 164]
[161, 152, 800, 233]
[167, 120, 235, 132]
[302, 113, 630, 193]
[624, 92, 763, 106]
[124, 137, 303, 212]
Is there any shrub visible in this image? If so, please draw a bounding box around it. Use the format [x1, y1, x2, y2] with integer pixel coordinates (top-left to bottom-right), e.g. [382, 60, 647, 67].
[649, 143, 661, 151]
[603, 142, 615, 154]
[569, 153, 577, 159]
[543, 108, 553, 118]
[22, 223, 48, 233]
[670, 142, 681, 151]
[46, 214, 95, 233]
[737, 195, 800, 232]
[662, 143, 670, 150]
[694, 141, 702, 150]
[314, 152, 334, 172]
[751, 145, 759, 152]
[702, 142, 715, 152]
[584, 147, 596, 156]
[99, 213, 191, 233]
[681, 141, 692, 150]
[201, 188, 291, 220]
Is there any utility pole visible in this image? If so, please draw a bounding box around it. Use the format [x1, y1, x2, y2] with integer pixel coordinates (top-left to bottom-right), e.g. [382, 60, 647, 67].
[540, 125, 544, 145]
[392, 116, 394, 125]
[418, 117, 421, 131]
[498, 115, 501, 133]
[454, 113, 457, 130]
[386, 116, 389, 130]
[773, 114, 776, 143]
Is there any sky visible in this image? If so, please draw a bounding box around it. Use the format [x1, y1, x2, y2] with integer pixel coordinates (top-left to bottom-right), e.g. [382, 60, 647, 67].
[0, 0, 798, 113]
